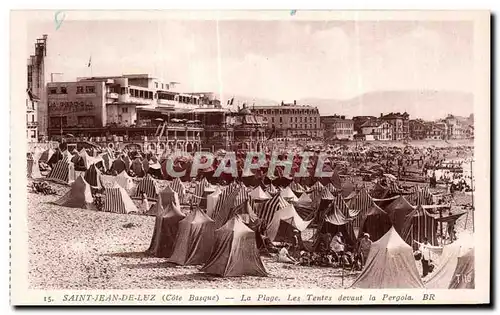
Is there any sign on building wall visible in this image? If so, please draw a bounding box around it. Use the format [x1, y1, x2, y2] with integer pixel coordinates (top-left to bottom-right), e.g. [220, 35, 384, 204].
[48, 100, 94, 114]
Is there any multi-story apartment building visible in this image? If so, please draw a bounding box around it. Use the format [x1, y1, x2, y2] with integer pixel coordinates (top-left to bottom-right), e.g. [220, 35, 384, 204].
[425, 122, 446, 140]
[320, 115, 354, 140]
[360, 120, 393, 141]
[380, 112, 410, 141]
[409, 119, 427, 140]
[251, 102, 323, 138]
[443, 114, 472, 139]
[46, 74, 222, 137]
[27, 34, 48, 139]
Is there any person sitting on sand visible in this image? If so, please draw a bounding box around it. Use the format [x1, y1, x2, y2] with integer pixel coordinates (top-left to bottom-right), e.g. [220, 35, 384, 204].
[278, 245, 298, 264]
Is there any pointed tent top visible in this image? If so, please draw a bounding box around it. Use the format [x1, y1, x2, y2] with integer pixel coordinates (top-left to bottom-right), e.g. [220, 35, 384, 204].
[249, 186, 271, 200]
[320, 187, 335, 200]
[297, 192, 312, 204]
[280, 186, 298, 201]
[183, 207, 215, 224]
[373, 226, 409, 251]
[365, 203, 387, 216]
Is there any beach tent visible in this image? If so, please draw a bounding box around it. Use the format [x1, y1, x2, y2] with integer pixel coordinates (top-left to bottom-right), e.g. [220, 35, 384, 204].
[316, 200, 356, 248]
[347, 188, 375, 229]
[122, 155, 131, 173]
[131, 158, 145, 177]
[142, 158, 150, 175]
[407, 186, 435, 206]
[401, 205, 439, 246]
[114, 170, 134, 191]
[280, 186, 299, 202]
[310, 181, 324, 191]
[47, 159, 76, 185]
[313, 187, 336, 219]
[133, 174, 159, 201]
[294, 193, 315, 221]
[212, 186, 250, 228]
[267, 204, 311, 242]
[101, 152, 114, 171]
[254, 194, 290, 231]
[289, 181, 305, 196]
[233, 200, 262, 231]
[84, 164, 103, 189]
[147, 186, 185, 258]
[39, 148, 54, 163]
[266, 184, 279, 195]
[53, 175, 94, 209]
[170, 177, 187, 204]
[194, 177, 211, 205]
[111, 156, 127, 174]
[206, 186, 222, 217]
[384, 196, 415, 234]
[211, 184, 239, 222]
[350, 227, 425, 289]
[102, 183, 139, 214]
[168, 209, 216, 266]
[200, 216, 268, 277]
[249, 186, 271, 202]
[425, 236, 474, 289]
[360, 204, 392, 242]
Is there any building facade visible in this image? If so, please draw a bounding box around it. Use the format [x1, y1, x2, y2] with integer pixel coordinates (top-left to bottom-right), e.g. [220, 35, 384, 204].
[360, 120, 393, 141]
[380, 112, 410, 141]
[26, 90, 39, 142]
[443, 114, 472, 139]
[252, 103, 323, 138]
[353, 116, 377, 135]
[425, 122, 446, 140]
[409, 119, 427, 140]
[320, 115, 354, 140]
[27, 35, 48, 139]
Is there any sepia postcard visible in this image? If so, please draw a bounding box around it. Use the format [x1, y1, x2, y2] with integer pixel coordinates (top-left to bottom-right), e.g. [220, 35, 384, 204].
[10, 10, 490, 305]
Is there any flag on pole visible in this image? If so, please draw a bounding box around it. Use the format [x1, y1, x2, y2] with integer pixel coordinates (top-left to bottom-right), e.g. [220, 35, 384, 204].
[87, 56, 92, 68]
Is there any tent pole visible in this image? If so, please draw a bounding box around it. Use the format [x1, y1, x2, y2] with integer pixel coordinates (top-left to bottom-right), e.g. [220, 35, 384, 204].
[439, 208, 443, 246]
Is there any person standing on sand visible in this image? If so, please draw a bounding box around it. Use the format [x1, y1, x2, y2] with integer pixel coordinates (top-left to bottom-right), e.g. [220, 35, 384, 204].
[140, 191, 149, 214]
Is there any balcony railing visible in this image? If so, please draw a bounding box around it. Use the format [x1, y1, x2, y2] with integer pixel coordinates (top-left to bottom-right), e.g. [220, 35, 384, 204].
[27, 122, 38, 128]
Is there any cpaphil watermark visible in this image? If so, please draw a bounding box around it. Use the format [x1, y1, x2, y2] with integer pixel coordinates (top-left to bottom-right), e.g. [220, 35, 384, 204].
[162, 151, 335, 179]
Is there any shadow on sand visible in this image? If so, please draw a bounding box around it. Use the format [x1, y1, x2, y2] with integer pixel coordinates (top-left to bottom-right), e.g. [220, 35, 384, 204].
[121, 261, 178, 269]
[153, 272, 222, 282]
[103, 251, 149, 259]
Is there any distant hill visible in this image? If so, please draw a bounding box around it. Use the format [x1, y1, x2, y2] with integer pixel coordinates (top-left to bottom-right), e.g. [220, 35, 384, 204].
[298, 90, 474, 121]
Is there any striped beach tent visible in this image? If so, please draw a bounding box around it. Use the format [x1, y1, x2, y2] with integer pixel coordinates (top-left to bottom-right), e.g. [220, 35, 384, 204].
[401, 205, 439, 247]
[331, 195, 351, 219]
[61, 150, 73, 162]
[359, 204, 392, 242]
[407, 186, 435, 206]
[102, 183, 139, 214]
[171, 177, 186, 204]
[115, 170, 134, 191]
[289, 181, 305, 196]
[311, 181, 324, 191]
[384, 196, 415, 235]
[348, 188, 375, 228]
[133, 174, 159, 201]
[206, 186, 223, 217]
[211, 184, 238, 222]
[101, 153, 114, 171]
[84, 164, 103, 189]
[326, 182, 341, 194]
[266, 184, 279, 195]
[47, 160, 76, 185]
[255, 194, 290, 230]
[122, 155, 131, 173]
[54, 175, 94, 209]
[193, 178, 210, 205]
[212, 186, 249, 228]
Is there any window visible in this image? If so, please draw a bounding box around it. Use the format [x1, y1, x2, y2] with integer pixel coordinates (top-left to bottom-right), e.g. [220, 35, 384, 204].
[155, 82, 158, 89]
[295, 117, 297, 123]
[31, 115, 35, 122]
[31, 130, 36, 139]
[49, 88, 57, 94]
[271, 117, 275, 123]
[122, 107, 128, 114]
[60, 87, 67, 94]
[279, 117, 282, 123]
[289, 117, 293, 122]
[85, 86, 95, 93]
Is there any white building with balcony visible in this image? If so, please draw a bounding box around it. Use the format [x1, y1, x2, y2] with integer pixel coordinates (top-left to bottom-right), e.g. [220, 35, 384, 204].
[26, 89, 39, 142]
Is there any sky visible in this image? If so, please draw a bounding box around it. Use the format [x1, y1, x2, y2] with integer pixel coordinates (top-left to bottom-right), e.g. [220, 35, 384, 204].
[27, 19, 474, 104]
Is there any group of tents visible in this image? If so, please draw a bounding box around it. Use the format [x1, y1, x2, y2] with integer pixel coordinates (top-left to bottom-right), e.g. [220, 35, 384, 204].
[28, 146, 474, 286]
